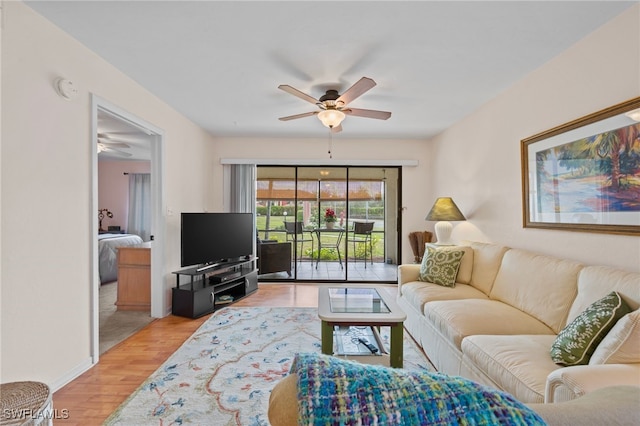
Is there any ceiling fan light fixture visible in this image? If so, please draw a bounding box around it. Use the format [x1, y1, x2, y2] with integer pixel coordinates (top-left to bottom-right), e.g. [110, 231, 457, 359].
[317, 109, 345, 128]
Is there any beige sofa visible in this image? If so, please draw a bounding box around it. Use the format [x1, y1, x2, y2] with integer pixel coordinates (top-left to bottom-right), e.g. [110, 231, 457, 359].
[397, 241, 640, 403]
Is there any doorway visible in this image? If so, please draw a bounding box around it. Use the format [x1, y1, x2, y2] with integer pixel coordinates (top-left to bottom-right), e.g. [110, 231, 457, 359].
[256, 166, 400, 283]
[91, 96, 165, 362]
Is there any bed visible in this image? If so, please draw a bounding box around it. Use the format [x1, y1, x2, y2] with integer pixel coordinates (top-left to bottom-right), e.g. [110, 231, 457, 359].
[98, 233, 144, 284]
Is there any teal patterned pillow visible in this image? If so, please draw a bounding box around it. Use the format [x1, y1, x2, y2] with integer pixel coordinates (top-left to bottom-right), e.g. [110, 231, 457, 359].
[418, 246, 465, 287]
[292, 353, 546, 426]
[550, 291, 632, 366]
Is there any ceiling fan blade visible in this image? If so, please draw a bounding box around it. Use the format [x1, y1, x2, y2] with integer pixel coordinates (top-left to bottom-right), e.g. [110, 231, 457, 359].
[98, 138, 130, 148]
[103, 147, 132, 157]
[98, 131, 149, 137]
[278, 111, 319, 121]
[331, 124, 343, 133]
[278, 85, 319, 105]
[344, 108, 391, 120]
[336, 77, 376, 106]
[98, 132, 144, 139]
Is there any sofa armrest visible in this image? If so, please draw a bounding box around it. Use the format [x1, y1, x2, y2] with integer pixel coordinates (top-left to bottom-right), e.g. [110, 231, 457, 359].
[545, 363, 640, 403]
[398, 264, 420, 294]
[268, 374, 298, 426]
[529, 385, 640, 426]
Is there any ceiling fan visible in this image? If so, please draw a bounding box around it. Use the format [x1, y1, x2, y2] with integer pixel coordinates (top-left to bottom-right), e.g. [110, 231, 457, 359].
[97, 133, 132, 157]
[278, 77, 391, 133]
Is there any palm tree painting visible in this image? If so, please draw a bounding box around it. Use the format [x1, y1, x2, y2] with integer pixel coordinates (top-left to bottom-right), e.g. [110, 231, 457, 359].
[535, 122, 640, 214]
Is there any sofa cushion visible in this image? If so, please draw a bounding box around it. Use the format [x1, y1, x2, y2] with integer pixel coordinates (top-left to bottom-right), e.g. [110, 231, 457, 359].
[451, 245, 474, 284]
[567, 266, 640, 324]
[490, 248, 583, 334]
[589, 309, 640, 364]
[551, 291, 632, 366]
[462, 241, 509, 295]
[462, 335, 560, 403]
[424, 299, 555, 350]
[401, 281, 488, 313]
[418, 245, 466, 287]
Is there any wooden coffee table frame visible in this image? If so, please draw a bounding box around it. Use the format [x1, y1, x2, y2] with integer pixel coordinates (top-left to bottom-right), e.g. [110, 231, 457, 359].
[318, 286, 407, 368]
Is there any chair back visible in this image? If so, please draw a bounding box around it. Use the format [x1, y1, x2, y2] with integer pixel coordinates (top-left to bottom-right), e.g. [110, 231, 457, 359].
[353, 221, 374, 235]
[284, 221, 304, 235]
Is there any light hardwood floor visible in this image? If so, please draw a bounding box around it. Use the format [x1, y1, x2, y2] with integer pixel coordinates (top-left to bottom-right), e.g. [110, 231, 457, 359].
[52, 283, 357, 424]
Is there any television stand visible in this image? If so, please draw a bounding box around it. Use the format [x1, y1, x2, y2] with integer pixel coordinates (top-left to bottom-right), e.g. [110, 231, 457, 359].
[171, 257, 258, 318]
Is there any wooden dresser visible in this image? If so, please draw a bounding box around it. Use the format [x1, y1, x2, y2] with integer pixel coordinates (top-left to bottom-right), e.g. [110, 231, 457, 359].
[116, 242, 151, 311]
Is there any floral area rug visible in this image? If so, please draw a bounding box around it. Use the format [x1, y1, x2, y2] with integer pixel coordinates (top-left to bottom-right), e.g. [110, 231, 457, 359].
[104, 307, 432, 426]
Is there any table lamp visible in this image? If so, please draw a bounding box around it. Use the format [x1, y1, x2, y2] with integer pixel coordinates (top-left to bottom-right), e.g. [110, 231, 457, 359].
[425, 197, 466, 245]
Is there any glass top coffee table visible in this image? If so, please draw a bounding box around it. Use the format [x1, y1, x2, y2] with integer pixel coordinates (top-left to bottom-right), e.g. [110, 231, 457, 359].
[318, 286, 407, 368]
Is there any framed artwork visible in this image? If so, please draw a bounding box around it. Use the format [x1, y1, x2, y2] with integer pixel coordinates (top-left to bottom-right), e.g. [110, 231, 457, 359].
[521, 97, 640, 235]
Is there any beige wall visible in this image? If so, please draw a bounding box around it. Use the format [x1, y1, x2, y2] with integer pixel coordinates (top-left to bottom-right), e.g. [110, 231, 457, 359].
[427, 5, 640, 272]
[98, 161, 151, 233]
[1, 2, 215, 387]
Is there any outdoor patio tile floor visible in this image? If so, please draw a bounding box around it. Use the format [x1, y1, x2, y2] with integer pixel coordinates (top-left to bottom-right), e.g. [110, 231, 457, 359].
[259, 261, 398, 282]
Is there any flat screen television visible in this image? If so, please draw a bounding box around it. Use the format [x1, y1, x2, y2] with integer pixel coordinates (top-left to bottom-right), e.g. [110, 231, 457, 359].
[181, 212, 254, 268]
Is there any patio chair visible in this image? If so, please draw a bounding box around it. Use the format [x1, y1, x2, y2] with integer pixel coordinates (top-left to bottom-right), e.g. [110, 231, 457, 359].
[347, 221, 374, 267]
[284, 221, 314, 263]
[257, 239, 292, 276]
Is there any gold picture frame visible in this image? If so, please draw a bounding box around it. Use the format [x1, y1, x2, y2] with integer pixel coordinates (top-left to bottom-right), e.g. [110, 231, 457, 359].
[521, 97, 640, 235]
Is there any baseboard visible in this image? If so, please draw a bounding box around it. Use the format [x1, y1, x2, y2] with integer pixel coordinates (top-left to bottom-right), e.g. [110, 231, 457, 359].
[49, 356, 94, 392]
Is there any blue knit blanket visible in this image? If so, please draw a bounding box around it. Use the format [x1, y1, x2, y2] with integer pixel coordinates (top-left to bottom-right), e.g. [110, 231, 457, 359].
[291, 353, 546, 425]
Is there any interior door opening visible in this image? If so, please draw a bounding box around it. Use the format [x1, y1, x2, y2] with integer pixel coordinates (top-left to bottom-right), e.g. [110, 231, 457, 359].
[91, 96, 165, 363]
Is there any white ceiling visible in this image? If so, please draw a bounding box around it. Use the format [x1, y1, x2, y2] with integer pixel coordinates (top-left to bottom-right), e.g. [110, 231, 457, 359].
[27, 1, 635, 142]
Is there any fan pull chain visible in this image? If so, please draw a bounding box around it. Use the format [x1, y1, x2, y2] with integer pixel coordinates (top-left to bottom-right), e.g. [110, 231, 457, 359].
[328, 129, 333, 159]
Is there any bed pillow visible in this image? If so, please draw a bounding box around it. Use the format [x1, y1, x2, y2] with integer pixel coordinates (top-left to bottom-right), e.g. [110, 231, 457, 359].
[589, 309, 639, 364]
[550, 291, 632, 366]
[418, 245, 465, 287]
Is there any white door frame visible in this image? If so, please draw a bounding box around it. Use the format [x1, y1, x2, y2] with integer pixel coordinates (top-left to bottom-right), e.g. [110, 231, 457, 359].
[90, 95, 166, 363]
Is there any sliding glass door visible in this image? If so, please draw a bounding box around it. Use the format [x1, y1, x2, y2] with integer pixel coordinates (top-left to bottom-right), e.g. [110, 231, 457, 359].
[346, 168, 399, 279]
[256, 166, 400, 283]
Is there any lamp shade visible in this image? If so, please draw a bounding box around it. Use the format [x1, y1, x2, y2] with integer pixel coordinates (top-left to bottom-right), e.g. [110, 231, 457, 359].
[425, 197, 466, 221]
[426, 197, 466, 245]
[317, 109, 345, 128]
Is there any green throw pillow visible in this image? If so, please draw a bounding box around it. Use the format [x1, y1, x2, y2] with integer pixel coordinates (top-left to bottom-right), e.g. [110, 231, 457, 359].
[418, 245, 465, 287]
[550, 291, 632, 366]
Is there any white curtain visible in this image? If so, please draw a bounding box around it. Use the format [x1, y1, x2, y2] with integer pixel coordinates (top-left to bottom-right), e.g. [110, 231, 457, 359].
[127, 173, 152, 241]
[226, 164, 256, 214]
[224, 164, 256, 255]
